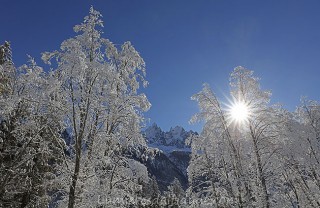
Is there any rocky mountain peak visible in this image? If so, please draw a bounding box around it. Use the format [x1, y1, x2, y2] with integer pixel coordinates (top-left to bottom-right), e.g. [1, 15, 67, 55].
[143, 124, 197, 152]
[141, 124, 197, 192]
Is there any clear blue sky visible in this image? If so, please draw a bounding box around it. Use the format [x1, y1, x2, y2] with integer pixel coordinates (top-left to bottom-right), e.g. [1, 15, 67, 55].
[1, 0, 320, 132]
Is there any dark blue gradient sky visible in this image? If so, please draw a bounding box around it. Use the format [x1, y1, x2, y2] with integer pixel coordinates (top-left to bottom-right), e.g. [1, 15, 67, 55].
[1, 0, 320, 131]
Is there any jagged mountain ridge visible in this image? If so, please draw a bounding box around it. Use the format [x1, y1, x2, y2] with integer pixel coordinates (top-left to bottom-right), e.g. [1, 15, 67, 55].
[143, 123, 197, 150]
[142, 124, 197, 192]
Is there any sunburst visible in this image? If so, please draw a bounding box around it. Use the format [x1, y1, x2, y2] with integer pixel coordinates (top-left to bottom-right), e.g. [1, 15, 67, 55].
[225, 98, 252, 125]
[230, 101, 249, 122]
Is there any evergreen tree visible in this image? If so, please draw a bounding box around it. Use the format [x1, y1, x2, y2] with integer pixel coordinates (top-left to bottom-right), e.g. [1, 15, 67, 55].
[0, 41, 12, 65]
[0, 54, 64, 207]
[0, 41, 14, 96]
[165, 178, 185, 207]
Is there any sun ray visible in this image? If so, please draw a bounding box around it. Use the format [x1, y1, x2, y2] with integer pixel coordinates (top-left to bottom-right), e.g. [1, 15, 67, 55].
[224, 97, 252, 126]
[230, 102, 249, 122]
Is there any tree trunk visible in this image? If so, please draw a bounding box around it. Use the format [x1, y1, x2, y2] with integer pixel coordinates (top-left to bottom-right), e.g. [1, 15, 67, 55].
[67, 114, 84, 208]
[250, 126, 270, 208]
[68, 135, 82, 208]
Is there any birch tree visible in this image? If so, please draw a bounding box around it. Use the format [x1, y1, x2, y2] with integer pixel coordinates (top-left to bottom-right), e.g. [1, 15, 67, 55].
[42, 7, 150, 208]
[229, 66, 287, 207]
[281, 99, 320, 207]
[188, 83, 253, 207]
[189, 66, 287, 208]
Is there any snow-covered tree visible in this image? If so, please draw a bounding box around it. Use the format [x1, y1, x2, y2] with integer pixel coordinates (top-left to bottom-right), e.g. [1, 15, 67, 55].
[165, 178, 185, 207]
[0, 55, 65, 207]
[42, 7, 150, 208]
[0, 41, 14, 96]
[229, 66, 288, 207]
[189, 66, 288, 208]
[189, 82, 252, 207]
[281, 99, 320, 207]
[0, 41, 12, 65]
[143, 175, 161, 208]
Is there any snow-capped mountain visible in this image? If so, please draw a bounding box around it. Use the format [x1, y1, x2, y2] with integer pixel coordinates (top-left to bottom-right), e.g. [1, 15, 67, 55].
[141, 124, 197, 191]
[143, 123, 197, 151]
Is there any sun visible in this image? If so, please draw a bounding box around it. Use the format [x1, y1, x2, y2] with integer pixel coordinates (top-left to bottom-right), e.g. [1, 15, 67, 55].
[229, 101, 250, 123]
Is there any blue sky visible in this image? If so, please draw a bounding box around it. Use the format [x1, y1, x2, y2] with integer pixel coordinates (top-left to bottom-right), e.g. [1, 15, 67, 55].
[1, 0, 320, 132]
